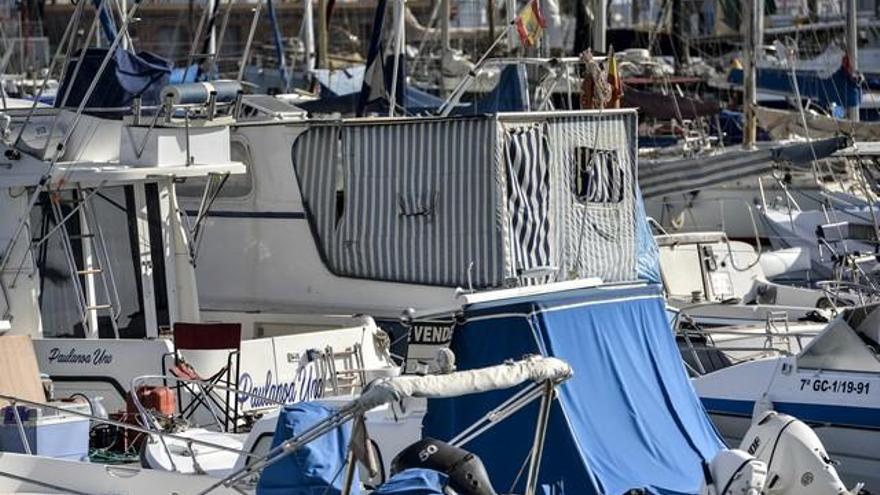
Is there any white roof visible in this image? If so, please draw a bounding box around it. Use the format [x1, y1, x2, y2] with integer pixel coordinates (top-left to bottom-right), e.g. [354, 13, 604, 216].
[0, 150, 245, 189]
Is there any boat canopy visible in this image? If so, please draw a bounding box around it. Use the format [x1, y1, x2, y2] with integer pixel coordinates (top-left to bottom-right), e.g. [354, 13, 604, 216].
[424, 283, 724, 495]
[292, 109, 656, 289]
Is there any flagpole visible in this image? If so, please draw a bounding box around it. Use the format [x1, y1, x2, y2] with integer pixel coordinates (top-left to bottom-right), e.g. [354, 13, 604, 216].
[438, 22, 512, 117]
[388, 0, 405, 116]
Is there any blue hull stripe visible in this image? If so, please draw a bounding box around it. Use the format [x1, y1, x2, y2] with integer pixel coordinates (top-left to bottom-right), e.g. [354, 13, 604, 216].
[702, 398, 880, 430]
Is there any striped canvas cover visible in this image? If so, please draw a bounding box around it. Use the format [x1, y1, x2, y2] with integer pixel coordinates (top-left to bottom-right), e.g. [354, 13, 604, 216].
[501, 112, 640, 284]
[292, 111, 640, 288]
[293, 118, 504, 287]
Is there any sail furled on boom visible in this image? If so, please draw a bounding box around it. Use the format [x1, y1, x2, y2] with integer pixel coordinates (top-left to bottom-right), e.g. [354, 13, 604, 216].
[639, 136, 850, 199]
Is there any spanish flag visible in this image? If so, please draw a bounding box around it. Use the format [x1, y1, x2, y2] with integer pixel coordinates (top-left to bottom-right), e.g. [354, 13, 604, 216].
[607, 46, 622, 108]
[515, 0, 547, 48]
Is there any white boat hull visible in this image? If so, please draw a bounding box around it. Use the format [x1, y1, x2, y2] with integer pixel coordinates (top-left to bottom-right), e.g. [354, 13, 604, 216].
[694, 357, 880, 491]
[0, 452, 242, 494]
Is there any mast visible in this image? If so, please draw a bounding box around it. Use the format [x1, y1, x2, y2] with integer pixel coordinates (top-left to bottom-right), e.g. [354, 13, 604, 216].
[302, 0, 316, 72]
[440, 0, 450, 94]
[846, 0, 859, 122]
[742, 0, 763, 148]
[592, 0, 606, 52]
[671, 0, 687, 68]
[317, 0, 329, 68]
[441, 0, 450, 51]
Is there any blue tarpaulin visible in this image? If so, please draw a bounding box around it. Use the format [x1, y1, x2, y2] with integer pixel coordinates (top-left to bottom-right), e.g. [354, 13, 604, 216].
[56, 48, 171, 109]
[729, 66, 861, 109]
[451, 65, 528, 116]
[257, 402, 358, 495]
[635, 188, 661, 284]
[424, 284, 723, 495]
[373, 469, 448, 495]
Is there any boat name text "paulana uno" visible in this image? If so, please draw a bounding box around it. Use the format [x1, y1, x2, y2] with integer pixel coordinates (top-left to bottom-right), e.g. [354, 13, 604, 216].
[46, 347, 113, 366]
[237, 368, 324, 408]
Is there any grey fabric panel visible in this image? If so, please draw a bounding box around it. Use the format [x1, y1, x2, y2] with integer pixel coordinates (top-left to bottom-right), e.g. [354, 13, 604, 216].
[291, 125, 341, 269]
[292, 118, 503, 288]
[544, 112, 639, 283]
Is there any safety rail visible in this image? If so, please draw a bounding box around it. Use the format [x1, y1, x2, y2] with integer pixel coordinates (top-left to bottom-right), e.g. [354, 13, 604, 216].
[673, 310, 821, 376]
[0, 356, 570, 495]
[0, 393, 261, 462]
[650, 196, 765, 269]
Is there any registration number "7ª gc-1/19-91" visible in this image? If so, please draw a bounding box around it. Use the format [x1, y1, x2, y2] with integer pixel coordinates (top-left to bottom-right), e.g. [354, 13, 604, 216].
[800, 378, 871, 395]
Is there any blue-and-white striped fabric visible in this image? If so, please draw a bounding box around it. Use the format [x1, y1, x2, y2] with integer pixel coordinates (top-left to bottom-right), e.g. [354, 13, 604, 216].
[292, 111, 642, 288]
[292, 118, 504, 288]
[503, 124, 552, 283]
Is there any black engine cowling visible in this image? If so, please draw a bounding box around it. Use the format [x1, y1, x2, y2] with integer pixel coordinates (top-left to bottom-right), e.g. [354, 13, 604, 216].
[391, 438, 497, 495]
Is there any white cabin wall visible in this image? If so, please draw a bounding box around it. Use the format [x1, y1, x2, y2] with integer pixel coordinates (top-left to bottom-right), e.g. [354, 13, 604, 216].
[190, 123, 456, 321]
[0, 192, 43, 337]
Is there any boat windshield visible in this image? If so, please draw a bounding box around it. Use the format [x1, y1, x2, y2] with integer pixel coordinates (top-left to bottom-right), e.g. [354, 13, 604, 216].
[797, 304, 880, 373]
[32, 184, 170, 338]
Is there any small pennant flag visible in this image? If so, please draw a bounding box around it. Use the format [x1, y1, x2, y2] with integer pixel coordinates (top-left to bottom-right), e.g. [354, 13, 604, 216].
[607, 47, 623, 108]
[515, 0, 547, 48]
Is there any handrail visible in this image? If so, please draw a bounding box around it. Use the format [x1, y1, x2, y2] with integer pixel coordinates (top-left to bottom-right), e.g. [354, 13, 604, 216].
[0, 394, 258, 458]
[128, 373, 288, 430]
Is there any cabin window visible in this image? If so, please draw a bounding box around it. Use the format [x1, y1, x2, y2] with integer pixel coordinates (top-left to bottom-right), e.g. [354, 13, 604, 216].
[32, 186, 151, 338]
[178, 140, 253, 198]
[574, 147, 625, 203]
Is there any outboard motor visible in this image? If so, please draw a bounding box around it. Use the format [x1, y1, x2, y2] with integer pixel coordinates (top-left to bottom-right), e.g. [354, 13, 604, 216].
[700, 449, 767, 495]
[391, 438, 497, 495]
[740, 411, 861, 495]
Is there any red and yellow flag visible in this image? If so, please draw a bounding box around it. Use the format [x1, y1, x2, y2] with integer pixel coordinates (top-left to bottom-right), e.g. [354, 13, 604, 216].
[515, 0, 547, 48]
[607, 47, 623, 108]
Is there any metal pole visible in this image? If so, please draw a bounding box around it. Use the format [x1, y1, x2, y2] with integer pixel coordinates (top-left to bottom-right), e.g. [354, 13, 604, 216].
[10, 403, 32, 455]
[592, 0, 606, 52]
[212, 0, 239, 77]
[439, 26, 510, 116]
[742, 0, 758, 149]
[340, 443, 358, 495]
[237, 2, 263, 83]
[524, 381, 553, 495]
[302, 0, 316, 72]
[505, 0, 516, 50]
[317, 0, 329, 68]
[388, 0, 405, 116]
[847, 0, 860, 122]
[441, 0, 450, 51]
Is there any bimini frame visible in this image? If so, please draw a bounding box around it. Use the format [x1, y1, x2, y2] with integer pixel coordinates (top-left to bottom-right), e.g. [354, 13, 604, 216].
[198, 354, 572, 495]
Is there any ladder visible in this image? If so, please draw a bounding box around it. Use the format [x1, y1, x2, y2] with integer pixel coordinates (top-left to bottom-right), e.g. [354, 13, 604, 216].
[46, 187, 122, 338]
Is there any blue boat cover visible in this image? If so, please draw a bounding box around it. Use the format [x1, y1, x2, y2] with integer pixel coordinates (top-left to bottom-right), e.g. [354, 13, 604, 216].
[424, 284, 723, 495]
[635, 187, 661, 284]
[297, 85, 449, 116]
[57, 48, 172, 109]
[729, 65, 861, 109]
[373, 469, 448, 495]
[451, 65, 528, 116]
[257, 402, 358, 495]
